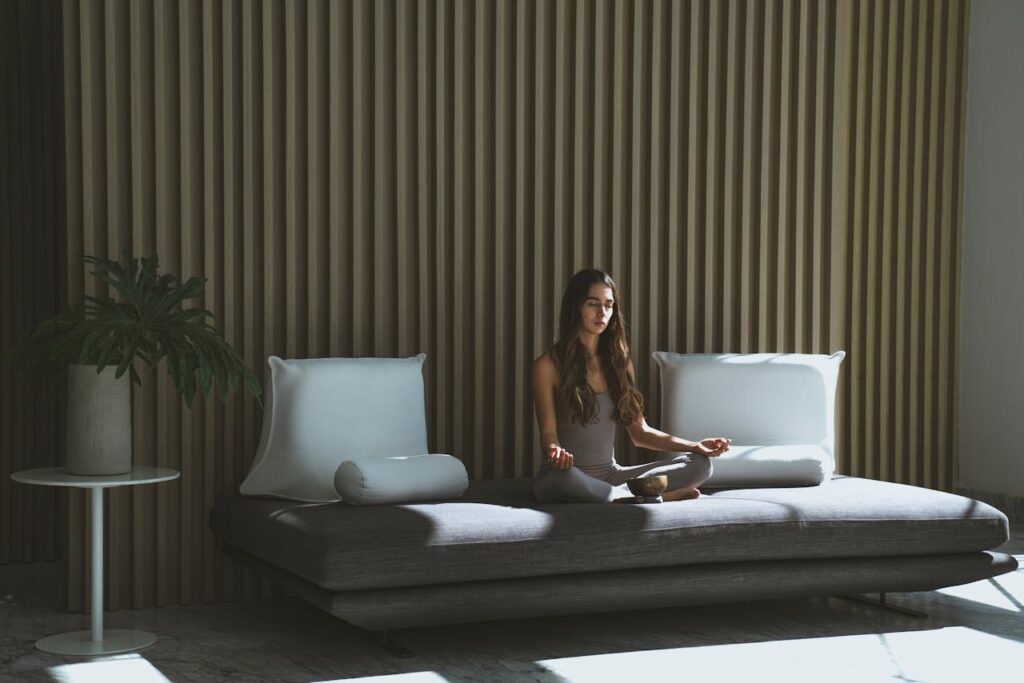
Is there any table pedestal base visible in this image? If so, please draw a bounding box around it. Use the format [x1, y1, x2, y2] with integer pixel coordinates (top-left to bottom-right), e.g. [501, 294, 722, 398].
[36, 629, 157, 656]
[10, 469, 180, 658]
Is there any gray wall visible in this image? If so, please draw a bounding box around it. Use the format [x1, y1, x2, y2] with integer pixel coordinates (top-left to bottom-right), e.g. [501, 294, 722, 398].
[960, 0, 1024, 496]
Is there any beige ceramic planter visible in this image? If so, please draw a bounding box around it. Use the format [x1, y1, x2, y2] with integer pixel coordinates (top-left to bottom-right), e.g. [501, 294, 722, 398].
[65, 364, 131, 475]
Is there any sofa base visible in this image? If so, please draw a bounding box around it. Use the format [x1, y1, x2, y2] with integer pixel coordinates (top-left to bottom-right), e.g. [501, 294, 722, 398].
[223, 544, 1017, 631]
[833, 592, 930, 618]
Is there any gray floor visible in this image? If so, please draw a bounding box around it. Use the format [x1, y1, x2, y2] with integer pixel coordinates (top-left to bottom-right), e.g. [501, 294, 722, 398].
[2, 531, 1022, 683]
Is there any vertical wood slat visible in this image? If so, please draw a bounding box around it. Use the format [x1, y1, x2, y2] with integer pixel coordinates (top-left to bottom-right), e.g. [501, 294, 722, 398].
[893, 0, 912, 485]
[179, 0, 201, 609]
[14, 0, 968, 611]
[474, 0, 494, 479]
[719, 0, 739, 357]
[846, 0, 866, 479]
[307, 0, 329, 360]
[877, 0, 897, 483]
[911, 0, 929, 486]
[104, 0, 130, 612]
[219, 0, 240, 603]
[666, 0, 687, 353]
[415, 0, 435, 450]
[947, 0, 969, 493]
[514, 0, 532, 475]
[829, 0, 853, 481]
[536, 0, 551, 469]
[757, 0, 777, 354]
[628, 0, 649, 410]
[128, 0, 156, 608]
[452, 0, 469, 475]
[792, 0, 809, 354]
[201, 0, 223, 605]
[396, 0, 415, 361]
[863, 0, 882, 480]
[495, 0, 513, 477]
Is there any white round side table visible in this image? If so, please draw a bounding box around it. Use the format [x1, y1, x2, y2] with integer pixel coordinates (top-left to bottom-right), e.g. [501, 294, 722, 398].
[11, 466, 180, 656]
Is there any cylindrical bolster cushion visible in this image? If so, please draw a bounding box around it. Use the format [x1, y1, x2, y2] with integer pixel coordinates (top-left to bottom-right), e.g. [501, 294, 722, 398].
[334, 454, 469, 505]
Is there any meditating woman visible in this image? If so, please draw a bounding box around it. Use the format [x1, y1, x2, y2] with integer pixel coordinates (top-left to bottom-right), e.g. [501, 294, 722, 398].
[532, 268, 731, 503]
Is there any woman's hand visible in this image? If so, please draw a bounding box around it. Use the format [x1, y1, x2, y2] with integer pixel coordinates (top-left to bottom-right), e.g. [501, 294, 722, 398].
[547, 444, 575, 470]
[694, 437, 731, 457]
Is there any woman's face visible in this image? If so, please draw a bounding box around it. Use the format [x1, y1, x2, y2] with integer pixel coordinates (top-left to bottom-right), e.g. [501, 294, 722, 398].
[579, 283, 615, 336]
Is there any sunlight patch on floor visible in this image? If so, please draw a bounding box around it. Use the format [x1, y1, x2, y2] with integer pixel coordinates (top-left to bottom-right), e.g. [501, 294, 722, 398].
[47, 655, 171, 683]
[535, 626, 1024, 683]
[881, 626, 1024, 682]
[316, 673, 450, 683]
[935, 572, 1024, 611]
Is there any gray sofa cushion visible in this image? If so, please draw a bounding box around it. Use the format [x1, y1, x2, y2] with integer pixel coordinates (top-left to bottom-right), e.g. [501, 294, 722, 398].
[210, 475, 1010, 592]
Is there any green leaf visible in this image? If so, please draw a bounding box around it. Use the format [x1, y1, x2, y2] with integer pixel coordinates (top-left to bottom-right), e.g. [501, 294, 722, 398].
[18, 251, 261, 406]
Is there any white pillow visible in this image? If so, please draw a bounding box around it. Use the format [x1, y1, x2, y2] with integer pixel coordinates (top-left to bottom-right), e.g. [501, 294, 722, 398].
[652, 351, 846, 486]
[693, 444, 832, 487]
[334, 454, 469, 505]
[240, 354, 429, 502]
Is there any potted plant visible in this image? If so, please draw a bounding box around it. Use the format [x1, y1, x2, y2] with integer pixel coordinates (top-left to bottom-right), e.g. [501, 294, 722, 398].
[20, 251, 261, 475]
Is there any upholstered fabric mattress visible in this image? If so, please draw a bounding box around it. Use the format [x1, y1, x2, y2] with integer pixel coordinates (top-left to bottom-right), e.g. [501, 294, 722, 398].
[211, 475, 1010, 592]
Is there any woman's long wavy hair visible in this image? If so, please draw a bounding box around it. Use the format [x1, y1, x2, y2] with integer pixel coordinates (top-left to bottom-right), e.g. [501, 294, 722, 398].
[549, 269, 644, 427]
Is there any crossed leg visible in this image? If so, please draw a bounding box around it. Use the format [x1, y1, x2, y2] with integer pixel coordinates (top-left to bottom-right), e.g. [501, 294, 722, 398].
[605, 453, 713, 501]
[533, 453, 713, 504]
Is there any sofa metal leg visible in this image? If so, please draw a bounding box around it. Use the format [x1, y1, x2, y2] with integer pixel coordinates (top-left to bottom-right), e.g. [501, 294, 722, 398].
[356, 627, 415, 658]
[834, 592, 929, 618]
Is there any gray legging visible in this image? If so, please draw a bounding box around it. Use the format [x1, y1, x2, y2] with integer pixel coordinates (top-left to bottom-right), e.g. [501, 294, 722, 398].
[533, 453, 713, 503]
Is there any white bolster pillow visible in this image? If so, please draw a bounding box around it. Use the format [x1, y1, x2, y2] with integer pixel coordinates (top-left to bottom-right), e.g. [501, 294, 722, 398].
[334, 454, 469, 505]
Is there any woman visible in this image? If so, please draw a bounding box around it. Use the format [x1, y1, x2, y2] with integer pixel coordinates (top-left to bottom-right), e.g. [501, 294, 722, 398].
[532, 268, 731, 503]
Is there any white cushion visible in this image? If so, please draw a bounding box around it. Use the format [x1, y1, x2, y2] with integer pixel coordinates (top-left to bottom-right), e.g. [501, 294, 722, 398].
[692, 444, 831, 487]
[240, 354, 429, 502]
[652, 351, 846, 486]
[334, 454, 469, 505]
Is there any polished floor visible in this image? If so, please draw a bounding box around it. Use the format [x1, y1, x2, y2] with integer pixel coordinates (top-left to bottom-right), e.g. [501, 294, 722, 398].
[1, 531, 1021, 683]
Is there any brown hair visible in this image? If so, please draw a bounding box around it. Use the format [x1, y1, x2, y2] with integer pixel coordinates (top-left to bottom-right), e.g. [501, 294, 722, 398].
[548, 269, 644, 426]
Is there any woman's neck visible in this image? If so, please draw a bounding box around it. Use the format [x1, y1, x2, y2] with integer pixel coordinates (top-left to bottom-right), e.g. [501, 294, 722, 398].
[578, 332, 600, 359]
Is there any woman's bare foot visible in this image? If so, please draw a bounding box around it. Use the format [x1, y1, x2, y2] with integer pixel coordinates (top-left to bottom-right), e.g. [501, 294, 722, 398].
[662, 487, 700, 502]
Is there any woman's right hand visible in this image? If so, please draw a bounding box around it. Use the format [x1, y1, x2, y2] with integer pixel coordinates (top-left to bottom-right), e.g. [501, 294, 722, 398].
[547, 444, 574, 470]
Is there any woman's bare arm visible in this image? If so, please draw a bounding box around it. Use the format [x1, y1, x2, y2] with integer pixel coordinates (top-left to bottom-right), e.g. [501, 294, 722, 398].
[533, 354, 573, 469]
[626, 415, 699, 452]
[622, 359, 729, 455]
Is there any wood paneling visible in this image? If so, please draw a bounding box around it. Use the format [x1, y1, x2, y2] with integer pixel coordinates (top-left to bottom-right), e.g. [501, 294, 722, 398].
[25, 0, 972, 610]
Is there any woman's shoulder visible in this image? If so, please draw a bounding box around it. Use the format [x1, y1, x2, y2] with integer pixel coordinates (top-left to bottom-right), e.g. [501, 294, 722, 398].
[532, 352, 559, 381]
[533, 351, 555, 370]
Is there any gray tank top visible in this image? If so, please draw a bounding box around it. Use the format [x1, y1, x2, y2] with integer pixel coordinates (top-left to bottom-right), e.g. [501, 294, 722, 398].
[547, 392, 618, 477]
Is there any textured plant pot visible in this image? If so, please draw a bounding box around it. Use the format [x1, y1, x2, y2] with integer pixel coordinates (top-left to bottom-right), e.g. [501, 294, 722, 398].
[65, 364, 132, 475]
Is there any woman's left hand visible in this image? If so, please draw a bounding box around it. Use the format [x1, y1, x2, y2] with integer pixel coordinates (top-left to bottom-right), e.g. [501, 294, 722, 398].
[695, 437, 731, 457]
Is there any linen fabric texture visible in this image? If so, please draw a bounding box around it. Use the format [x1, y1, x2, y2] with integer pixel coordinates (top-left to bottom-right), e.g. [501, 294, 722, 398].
[211, 476, 1010, 592]
[334, 454, 469, 505]
[261, 550, 1014, 630]
[239, 354, 429, 502]
[653, 351, 846, 486]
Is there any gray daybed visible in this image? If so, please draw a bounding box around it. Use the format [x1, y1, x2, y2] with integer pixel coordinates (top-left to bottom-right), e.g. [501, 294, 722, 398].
[211, 474, 1016, 631]
[213, 352, 1017, 639]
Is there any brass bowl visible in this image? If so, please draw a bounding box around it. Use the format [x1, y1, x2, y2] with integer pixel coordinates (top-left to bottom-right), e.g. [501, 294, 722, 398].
[627, 475, 668, 497]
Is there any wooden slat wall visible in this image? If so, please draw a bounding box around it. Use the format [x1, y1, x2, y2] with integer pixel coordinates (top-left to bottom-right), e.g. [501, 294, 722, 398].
[839, 0, 968, 490]
[0, 0, 66, 568]
[47, 0, 971, 610]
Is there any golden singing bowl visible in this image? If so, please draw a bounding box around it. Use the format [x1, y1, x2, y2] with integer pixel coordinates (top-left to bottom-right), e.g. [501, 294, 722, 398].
[627, 475, 668, 497]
